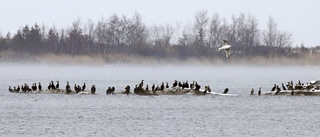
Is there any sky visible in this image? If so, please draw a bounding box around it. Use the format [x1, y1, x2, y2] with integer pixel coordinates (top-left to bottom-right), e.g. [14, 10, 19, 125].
[0, 0, 319, 47]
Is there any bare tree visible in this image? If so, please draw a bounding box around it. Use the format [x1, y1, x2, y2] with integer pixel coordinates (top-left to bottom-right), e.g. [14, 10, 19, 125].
[208, 13, 221, 49]
[262, 16, 278, 47]
[193, 10, 209, 47]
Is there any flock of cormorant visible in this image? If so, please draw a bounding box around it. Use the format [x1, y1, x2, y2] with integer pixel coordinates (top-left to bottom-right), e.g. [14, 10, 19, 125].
[7, 80, 217, 95]
[7, 79, 320, 96]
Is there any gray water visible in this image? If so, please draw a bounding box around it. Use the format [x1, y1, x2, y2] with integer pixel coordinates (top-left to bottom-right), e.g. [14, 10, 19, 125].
[1, 63, 320, 136]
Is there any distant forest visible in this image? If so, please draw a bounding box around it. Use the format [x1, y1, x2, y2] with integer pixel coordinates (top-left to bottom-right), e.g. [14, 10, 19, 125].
[0, 11, 319, 62]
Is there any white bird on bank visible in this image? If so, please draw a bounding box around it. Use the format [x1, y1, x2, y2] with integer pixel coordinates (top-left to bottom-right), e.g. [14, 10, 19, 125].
[218, 39, 232, 59]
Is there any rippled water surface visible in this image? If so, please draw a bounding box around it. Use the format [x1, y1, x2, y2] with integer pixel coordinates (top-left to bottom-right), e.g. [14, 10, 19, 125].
[1, 64, 320, 136]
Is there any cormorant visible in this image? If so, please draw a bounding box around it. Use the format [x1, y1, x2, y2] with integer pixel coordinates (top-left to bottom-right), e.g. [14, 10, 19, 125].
[82, 83, 86, 91]
[160, 82, 164, 91]
[9, 86, 14, 93]
[250, 88, 254, 95]
[111, 87, 115, 94]
[106, 87, 111, 95]
[258, 87, 261, 96]
[125, 85, 130, 95]
[56, 81, 59, 89]
[172, 80, 177, 87]
[223, 88, 229, 94]
[48, 83, 52, 90]
[51, 81, 56, 89]
[271, 84, 276, 91]
[17, 86, 20, 92]
[274, 85, 281, 95]
[165, 82, 169, 89]
[32, 83, 37, 91]
[152, 84, 155, 91]
[282, 83, 286, 90]
[38, 82, 42, 91]
[66, 82, 71, 94]
[91, 85, 96, 94]
[195, 82, 201, 91]
[139, 80, 144, 88]
[178, 81, 182, 87]
[145, 85, 149, 91]
[185, 81, 189, 88]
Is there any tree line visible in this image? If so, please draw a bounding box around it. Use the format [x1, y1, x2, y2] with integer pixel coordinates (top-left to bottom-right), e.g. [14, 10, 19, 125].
[0, 11, 318, 61]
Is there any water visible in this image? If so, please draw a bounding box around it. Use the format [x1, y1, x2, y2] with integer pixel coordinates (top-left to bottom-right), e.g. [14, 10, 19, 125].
[1, 64, 320, 136]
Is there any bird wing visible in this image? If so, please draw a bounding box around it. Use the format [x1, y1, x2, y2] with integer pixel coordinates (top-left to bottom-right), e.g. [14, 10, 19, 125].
[224, 49, 231, 59]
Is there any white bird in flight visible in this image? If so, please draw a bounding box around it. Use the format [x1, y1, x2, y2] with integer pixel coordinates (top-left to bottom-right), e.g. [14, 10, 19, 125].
[218, 39, 232, 59]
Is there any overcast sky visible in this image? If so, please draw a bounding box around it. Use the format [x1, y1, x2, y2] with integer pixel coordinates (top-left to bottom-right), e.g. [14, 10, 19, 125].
[0, 0, 319, 47]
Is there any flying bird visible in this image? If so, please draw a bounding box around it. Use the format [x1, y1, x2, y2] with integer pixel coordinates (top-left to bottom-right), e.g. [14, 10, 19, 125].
[218, 39, 232, 59]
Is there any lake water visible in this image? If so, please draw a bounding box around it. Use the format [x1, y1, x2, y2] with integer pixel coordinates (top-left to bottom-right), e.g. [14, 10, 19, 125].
[1, 63, 320, 136]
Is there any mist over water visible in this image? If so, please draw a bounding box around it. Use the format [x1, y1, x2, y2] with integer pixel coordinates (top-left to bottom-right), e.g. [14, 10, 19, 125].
[1, 63, 320, 136]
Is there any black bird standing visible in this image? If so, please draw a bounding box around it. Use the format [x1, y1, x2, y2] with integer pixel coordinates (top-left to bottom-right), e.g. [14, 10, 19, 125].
[258, 87, 261, 96]
[17, 85, 21, 92]
[51, 81, 56, 89]
[172, 80, 177, 88]
[250, 88, 254, 95]
[125, 85, 130, 95]
[38, 82, 42, 91]
[82, 83, 86, 91]
[91, 85, 96, 94]
[271, 84, 276, 91]
[56, 81, 59, 89]
[152, 84, 155, 91]
[8, 86, 14, 93]
[160, 82, 164, 91]
[282, 83, 286, 90]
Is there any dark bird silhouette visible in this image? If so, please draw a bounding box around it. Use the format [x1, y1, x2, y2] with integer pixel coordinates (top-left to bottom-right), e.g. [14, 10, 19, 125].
[32, 83, 37, 91]
[139, 80, 144, 88]
[82, 83, 86, 91]
[8, 86, 14, 93]
[145, 85, 149, 91]
[152, 84, 155, 91]
[125, 85, 130, 95]
[207, 86, 211, 92]
[258, 87, 261, 96]
[271, 84, 276, 91]
[178, 81, 182, 87]
[155, 86, 159, 91]
[17, 85, 21, 92]
[51, 81, 56, 89]
[48, 83, 52, 90]
[185, 81, 189, 88]
[38, 82, 42, 91]
[165, 82, 169, 89]
[195, 82, 201, 91]
[111, 87, 115, 94]
[223, 88, 229, 94]
[56, 81, 59, 89]
[160, 82, 164, 91]
[91, 85, 96, 94]
[172, 80, 177, 88]
[275, 85, 281, 95]
[282, 83, 286, 90]
[66, 82, 71, 94]
[250, 88, 254, 95]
